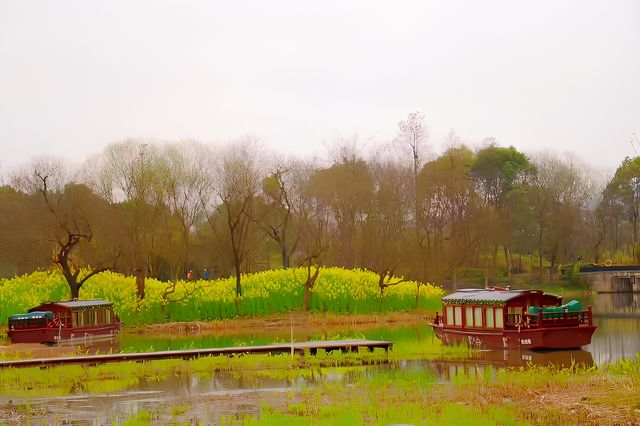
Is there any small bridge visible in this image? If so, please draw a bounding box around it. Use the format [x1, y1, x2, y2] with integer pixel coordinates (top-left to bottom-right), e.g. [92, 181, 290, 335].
[579, 265, 640, 293]
[0, 339, 393, 369]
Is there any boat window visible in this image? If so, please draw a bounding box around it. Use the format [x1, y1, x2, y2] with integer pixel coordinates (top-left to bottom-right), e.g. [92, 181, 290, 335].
[106, 309, 111, 323]
[446, 306, 454, 325]
[87, 310, 92, 325]
[506, 306, 522, 326]
[485, 308, 494, 328]
[454, 306, 462, 326]
[474, 307, 483, 327]
[495, 308, 504, 328]
[72, 311, 79, 327]
[465, 307, 474, 327]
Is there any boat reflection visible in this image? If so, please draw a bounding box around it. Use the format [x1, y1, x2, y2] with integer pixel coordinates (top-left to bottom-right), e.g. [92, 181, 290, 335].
[60, 336, 122, 354]
[478, 348, 593, 367]
[3, 336, 122, 358]
[428, 349, 593, 381]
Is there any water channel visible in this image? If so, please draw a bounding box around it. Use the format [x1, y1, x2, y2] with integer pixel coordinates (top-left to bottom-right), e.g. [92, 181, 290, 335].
[1, 293, 638, 424]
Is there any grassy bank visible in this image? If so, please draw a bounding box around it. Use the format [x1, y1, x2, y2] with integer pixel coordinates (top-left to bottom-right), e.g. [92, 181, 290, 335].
[105, 355, 640, 425]
[0, 268, 442, 326]
[230, 356, 640, 426]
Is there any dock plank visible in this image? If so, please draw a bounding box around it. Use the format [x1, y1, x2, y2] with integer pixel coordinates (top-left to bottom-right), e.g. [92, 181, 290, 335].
[0, 339, 393, 369]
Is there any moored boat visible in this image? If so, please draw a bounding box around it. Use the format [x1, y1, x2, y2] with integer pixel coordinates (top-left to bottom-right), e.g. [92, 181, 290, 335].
[430, 287, 596, 350]
[7, 299, 121, 344]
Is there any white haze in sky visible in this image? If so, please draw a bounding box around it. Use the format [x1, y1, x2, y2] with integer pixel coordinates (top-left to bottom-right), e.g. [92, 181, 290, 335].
[0, 0, 639, 173]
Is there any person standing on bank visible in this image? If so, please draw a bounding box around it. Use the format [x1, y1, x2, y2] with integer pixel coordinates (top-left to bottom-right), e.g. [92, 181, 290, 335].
[203, 268, 210, 280]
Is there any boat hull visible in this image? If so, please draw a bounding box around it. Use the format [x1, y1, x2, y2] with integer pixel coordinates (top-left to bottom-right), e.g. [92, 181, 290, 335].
[431, 324, 596, 350]
[8, 323, 121, 344]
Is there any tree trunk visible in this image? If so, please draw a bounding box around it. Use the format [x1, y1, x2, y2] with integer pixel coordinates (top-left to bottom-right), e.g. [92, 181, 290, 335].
[234, 264, 242, 297]
[504, 246, 512, 279]
[518, 253, 522, 274]
[538, 253, 544, 283]
[303, 286, 311, 311]
[451, 268, 457, 291]
[302, 265, 320, 312]
[378, 271, 387, 298]
[491, 246, 498, 278]
[484, 260, 489, 289]
[549, 245, 558, 281]
[281, 241, 289, 269]
[633, 209, 638, 262]
[69, 282, 80, 299]
[135, 268, 145, 300]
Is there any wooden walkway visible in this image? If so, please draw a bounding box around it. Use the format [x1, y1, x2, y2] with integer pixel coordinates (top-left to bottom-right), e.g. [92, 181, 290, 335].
[0, 339, 393, 369]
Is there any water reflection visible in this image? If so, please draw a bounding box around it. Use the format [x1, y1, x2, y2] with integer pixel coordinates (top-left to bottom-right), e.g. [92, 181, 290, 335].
[588, 292, 640, 316]
[0, 351, 598, 425]
[580, 292, 640, 364]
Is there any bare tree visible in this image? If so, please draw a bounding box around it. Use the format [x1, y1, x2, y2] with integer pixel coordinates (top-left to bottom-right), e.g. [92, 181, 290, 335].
[90, 140, 166, 299]
[417, 146, 479, 288]
[395, 112, 429, 234]
[13, 160, 117, 299]
[290, 162, 330, 311]
[158, 142, 208, 279]
[530, 152, 593, 280]
[361, 158, 411, 296]
[258, 160, 300, 269]
[202, 138, 264, 298]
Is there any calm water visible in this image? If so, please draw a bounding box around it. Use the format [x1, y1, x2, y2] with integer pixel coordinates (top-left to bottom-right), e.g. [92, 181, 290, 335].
[582, 292, 640, 364]
[108, 292, 639, 366]
[1, 292, 638, 424]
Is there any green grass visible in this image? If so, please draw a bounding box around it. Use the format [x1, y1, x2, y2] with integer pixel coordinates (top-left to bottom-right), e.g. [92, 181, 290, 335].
[0, 339, 470, 398]
[223, 355, 640, 425]
[5, 346, 638, 424]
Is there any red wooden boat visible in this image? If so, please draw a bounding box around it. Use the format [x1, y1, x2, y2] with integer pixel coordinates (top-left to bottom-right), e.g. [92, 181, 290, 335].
[7, 299, 121, 344]
[431, 287, 596, 350]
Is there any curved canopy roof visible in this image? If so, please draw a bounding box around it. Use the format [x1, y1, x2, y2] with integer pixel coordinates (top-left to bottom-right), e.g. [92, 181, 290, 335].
[442, 289, 527, 305]
[28, 299, 113, 311]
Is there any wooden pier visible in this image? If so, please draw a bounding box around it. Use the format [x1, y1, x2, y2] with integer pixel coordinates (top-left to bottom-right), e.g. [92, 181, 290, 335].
[0, 339, 393, 369]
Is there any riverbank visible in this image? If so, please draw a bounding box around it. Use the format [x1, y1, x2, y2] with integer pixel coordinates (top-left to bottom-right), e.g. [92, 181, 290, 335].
[5, 354, 635, 425]
[235, 358, 640, 425]
[137, 311, 432, 335]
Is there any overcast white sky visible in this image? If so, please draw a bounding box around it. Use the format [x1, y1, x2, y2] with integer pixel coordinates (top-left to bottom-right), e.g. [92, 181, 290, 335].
[1, 0, 639, 173]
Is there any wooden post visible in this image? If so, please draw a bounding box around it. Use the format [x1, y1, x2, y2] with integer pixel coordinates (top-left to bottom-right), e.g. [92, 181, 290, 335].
[290, 312, 294, 362]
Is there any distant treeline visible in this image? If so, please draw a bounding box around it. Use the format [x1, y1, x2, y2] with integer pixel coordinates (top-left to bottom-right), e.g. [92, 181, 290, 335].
[0, 113, 638, 297]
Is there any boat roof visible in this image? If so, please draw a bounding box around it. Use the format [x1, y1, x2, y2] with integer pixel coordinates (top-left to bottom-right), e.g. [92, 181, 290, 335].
[9, 311, 53, 321]
[442, 288, 528, 305]
[29, 299, 113, 310]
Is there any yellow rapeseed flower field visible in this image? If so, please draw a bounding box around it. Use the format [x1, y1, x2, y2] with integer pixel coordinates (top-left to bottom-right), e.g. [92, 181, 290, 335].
[0, 268, 443, 325]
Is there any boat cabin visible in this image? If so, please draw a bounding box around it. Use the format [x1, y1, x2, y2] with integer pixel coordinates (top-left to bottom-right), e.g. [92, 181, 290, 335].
[436, 288, 592, 330]
[26, 299, 117, 328]
[7, 299, 121, 344]
[7, 311, 54, 330]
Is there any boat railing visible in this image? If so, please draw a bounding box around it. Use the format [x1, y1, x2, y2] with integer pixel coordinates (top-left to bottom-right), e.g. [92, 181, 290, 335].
[522, 306, 593, 328]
